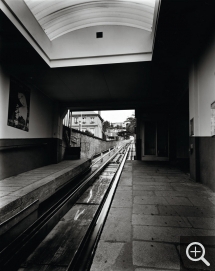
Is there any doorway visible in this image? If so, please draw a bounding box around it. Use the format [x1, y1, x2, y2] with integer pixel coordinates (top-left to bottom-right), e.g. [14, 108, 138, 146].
[143, 121, 169, 160]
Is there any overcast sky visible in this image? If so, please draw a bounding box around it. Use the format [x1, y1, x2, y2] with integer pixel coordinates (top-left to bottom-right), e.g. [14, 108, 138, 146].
[99, 110, 135, 123]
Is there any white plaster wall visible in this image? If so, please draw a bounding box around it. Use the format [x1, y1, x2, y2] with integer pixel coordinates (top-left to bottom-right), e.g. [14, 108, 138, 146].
[0, 65, 54, 139]
[189, 64, 198, 135]
[189, 36, 215, 136]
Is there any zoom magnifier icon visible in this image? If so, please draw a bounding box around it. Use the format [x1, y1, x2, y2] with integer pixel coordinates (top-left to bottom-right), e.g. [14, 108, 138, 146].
[186, 242, 210, 267]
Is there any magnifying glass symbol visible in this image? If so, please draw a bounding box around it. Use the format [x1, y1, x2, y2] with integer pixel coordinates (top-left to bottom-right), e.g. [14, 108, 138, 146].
[186, 242, 210, 267]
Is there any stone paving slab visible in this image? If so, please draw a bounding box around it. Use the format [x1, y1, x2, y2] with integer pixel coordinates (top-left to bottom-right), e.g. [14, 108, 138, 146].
[133, 204, 159, 215]
[133, 241, 180, 270]
[132, 214, 191, 228]
[187, 196, 215, 207]
[0, 182, 33, 187]
[133, 184, 174, 191]
[155, 190, 213, 197]
[133, 181, 174, 186]
[119, 176, 132, 186]
[165, 196, 193, 206]
[123, 167, 132, 172]
[0, 195, 21, 217]
[209, 196, 215, 204]
[90, 242, 126, 271]
[100, 219, 132, 242]
[158, 205, 215, 217]
[0, 191, 11, 197]
[133, 225, 194, 243]
[91, 161, 215, 271]
[117, 185, 132, 191]
[114, 190, 132, 198]
[187, 217, 215, 229]
[135, 269, 169, 271]
[111, 198, 133, 208]
[121, 171, 132, 178]
[133, 177, 155, 182]
[134, 195, 168, 205]
[108, 207, 132, 222]
[0, 186, 22, 192]
[133, 190, 155, 196]
[173, 185, 208, 192]
[133, 226, 215, 244]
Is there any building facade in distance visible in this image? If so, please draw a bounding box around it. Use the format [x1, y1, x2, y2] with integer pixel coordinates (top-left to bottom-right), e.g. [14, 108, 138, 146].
[111, 121, 129, 128]
[71, 111, 103, 138]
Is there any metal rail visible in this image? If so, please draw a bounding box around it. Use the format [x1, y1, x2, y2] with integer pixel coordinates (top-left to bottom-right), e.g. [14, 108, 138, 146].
[68, 144, 130, 271]
[0, 143, 129, 271]
[91, 146, 114, 160]
[127, 141, 136, 160]
[91, 143, 127, 166]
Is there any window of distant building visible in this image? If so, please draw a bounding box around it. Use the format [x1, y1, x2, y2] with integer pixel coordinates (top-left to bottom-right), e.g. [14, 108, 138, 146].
[82, 117, 86, 124]
[90, 128, 95, 135]
[90, 117, 94, 123]
[74, 117, 78, 124]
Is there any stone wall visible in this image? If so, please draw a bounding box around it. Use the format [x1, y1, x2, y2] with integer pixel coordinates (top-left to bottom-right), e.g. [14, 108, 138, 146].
[70, 129, 124, 159]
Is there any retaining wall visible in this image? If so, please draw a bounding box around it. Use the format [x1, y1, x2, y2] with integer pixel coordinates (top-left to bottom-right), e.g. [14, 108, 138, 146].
[70, 129, 124, 159]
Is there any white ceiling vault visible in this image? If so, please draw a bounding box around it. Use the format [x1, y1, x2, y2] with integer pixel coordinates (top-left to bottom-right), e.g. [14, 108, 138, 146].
[24, 0, 155, 40]
[1, 0, 160, 67]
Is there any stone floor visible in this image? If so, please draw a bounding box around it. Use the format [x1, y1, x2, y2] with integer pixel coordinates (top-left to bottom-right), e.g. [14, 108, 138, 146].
[90, 161, 215, 271]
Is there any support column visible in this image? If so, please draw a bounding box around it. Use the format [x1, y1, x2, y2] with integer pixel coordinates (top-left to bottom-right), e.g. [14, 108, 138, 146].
[135, 109, 142, 160]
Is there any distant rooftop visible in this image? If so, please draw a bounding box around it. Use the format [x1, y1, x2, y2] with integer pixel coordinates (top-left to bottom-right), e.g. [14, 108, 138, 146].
[72, 111, 103, 121]
[72, 111, 98, 115]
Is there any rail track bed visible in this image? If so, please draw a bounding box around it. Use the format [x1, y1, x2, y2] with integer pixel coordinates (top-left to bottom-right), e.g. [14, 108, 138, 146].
[0, 143, 130, 271]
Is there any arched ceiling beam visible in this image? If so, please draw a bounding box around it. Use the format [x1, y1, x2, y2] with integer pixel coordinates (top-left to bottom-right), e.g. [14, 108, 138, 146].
[24, 0, 155, 40]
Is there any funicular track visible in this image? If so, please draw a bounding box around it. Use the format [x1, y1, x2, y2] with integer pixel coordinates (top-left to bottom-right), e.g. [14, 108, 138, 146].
[0, 143, 131, 271]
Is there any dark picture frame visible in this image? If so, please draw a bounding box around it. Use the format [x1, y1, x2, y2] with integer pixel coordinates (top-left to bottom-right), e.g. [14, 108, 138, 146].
[190, 118, 194, 136]
[211, 101, 215, 137]
[7, 78, 30, 132]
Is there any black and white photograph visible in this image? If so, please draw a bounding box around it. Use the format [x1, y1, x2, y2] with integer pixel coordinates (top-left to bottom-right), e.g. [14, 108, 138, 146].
[7, 78, 30, 132]
[0, 0, 215, 270]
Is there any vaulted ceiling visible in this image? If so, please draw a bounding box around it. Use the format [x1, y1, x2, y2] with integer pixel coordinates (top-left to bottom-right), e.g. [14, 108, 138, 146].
[2, 0, 158, 66]
[24, 0, 155, 40]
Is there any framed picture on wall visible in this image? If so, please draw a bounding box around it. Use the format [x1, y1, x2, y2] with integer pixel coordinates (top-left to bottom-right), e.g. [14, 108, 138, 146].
[190, 118, 194, 136]
[211, 101, 215, 137]
[7, 78, 30, 132]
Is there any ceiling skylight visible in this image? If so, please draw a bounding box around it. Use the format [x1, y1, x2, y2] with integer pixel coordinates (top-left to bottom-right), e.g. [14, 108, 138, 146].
[24, 0, 156, 40]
